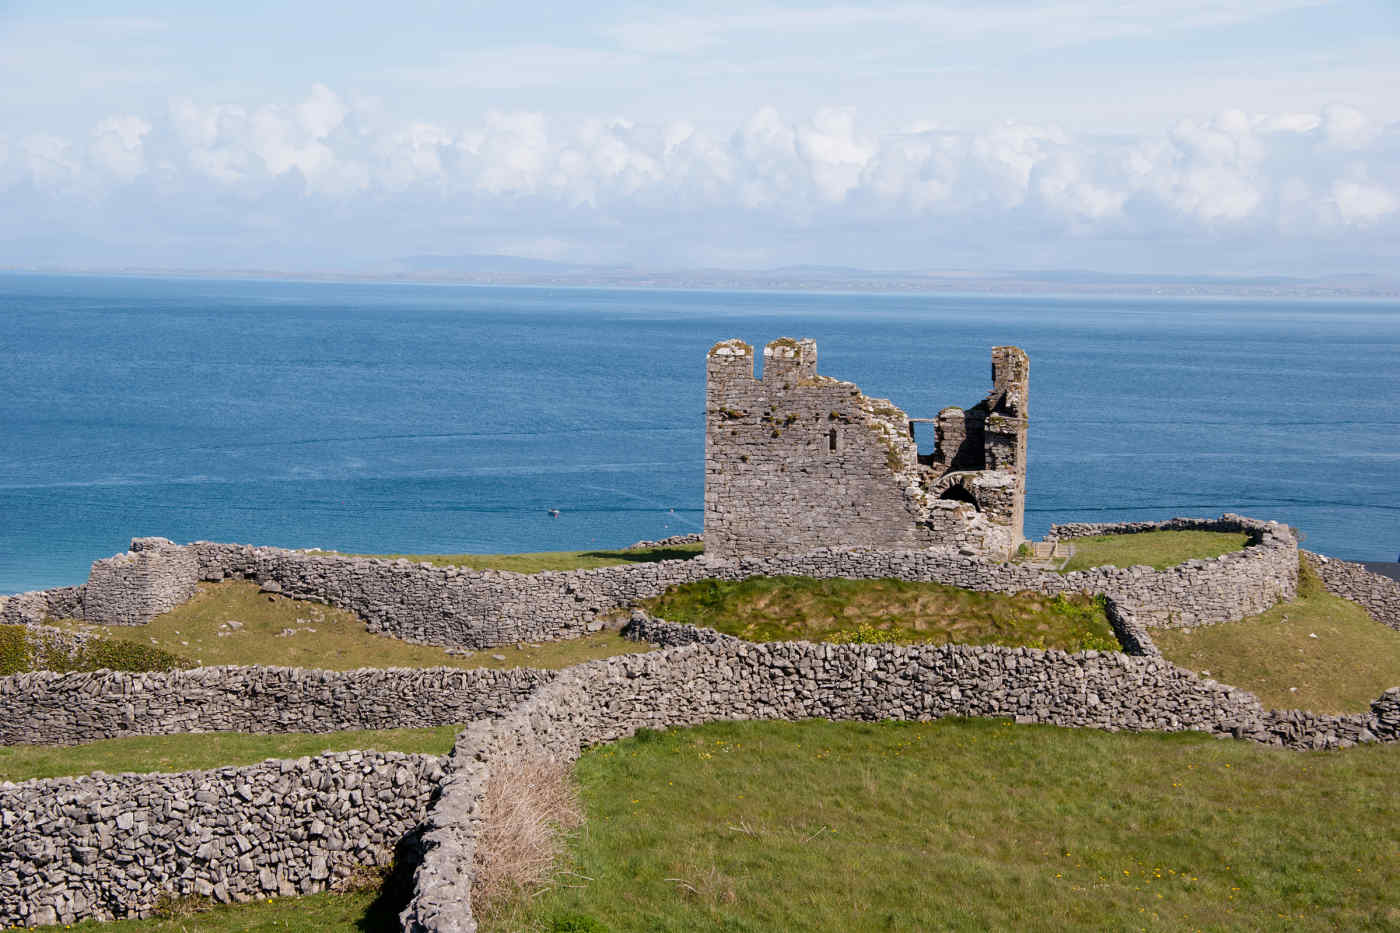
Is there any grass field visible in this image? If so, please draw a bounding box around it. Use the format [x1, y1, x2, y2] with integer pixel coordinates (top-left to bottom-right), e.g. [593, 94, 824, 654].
[36, 885, 395, 933]
[486, 718, 1400, 933]
[641, 577, 1120, 652]
[1059, 529, 1252, 572]
[38, 718, 1400, 932]
[48, 582, 644, 672]
[0, 724, 460, 783]
[1154, 562, 1400, 713]
[329, 543, 704, 573]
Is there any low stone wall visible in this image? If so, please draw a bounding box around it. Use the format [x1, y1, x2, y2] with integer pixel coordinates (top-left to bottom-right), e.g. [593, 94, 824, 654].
[1304, 551, 1400, 632]
[1047, 516, 1272, 540]
[626, 533, 703, 549]
[0, 665, 551, 747]
[0, 750, 443, 927]
[0, 585, 85, 626]
[2, 514, 1295, 648]
[401, 639, 1400, 931]
[1, 514, 1288, 648]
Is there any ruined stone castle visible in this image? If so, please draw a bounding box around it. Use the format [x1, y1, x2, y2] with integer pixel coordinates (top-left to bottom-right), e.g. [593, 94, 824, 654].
[704, 338, 1029, 558]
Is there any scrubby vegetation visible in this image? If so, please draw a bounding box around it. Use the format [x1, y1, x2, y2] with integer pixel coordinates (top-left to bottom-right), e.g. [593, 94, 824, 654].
[47, 582, 644, 672]
[641, 576, 1120, 652]
[0, 725, 460, 783]
[1058, 529, 1251, 572]
[333, 543, 703, 573]
[1154, 561, 1400, 713]
[0, 624, 189, 676]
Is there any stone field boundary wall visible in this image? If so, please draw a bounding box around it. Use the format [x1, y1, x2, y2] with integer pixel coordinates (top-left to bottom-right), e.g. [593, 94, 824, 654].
[5, 552, 1400, 927]
[0, 666, 551, 747]
[0, 750, 443, 928]
[1304, 550, 1400, 632]
[401, 638, 1400, 932]
[0, 515, 1299, 647]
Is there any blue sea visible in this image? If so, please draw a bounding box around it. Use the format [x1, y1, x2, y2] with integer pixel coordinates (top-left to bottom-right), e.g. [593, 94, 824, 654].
[2, 274, 1397, 593]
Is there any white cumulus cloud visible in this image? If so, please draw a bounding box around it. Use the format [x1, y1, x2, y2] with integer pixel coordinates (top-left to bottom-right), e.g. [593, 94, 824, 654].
[2, 86, 1397, 273]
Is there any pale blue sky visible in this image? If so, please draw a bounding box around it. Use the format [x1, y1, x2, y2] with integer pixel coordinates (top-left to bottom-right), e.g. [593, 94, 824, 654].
[2, 0, 1398, 274]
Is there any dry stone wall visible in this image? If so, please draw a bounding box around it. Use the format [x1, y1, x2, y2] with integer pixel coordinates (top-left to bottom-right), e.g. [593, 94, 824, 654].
[0, 665, 551, 747]
[0, 750, 442, 927]
[1304, 551, 1400, 632]
[402, 640, 1400, 931]
[0, 514, 1299, 648]
[0, 585, 85, 626]
[82, 537, 200, 625]
[0, 537, 197, 628]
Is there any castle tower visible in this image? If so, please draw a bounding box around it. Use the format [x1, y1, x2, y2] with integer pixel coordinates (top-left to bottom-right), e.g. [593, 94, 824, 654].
[704, 339, 1028, 558]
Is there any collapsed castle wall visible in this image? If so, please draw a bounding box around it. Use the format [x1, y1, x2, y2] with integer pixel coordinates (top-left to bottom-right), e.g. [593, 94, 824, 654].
[0, 665, 550, 747]
[704, 339, 1029, 559]
[0, 537, 197, 628]
[401, 640, 1400, 931]
[81, 537, 200, 624]
[0, 750, 442, 928]
[0, 585, 85, 626]
[0, 515, 1299, 650]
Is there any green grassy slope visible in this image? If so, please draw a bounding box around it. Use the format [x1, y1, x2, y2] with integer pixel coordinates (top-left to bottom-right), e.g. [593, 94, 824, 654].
[490, 718, 1400, 933]
[0, 725, 460, 783]
[1059, 530, 1251, 572]
[335, 543, 703, 573]
[641, 577, 1120, 652]
[49, 581, 642, 672]
[1154, 562, 1400, 713]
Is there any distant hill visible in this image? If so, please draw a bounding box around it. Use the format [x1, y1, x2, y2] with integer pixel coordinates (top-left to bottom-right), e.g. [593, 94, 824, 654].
[396, 254, 623, 276]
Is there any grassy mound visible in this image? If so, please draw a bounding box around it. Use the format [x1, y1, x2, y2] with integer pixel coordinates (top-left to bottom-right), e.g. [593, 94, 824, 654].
[0, 625, 190, 676]
[641, 577, 1120, 652]
[0, 725, 460, 784]
[332, 543, 704, 573]
[1059, 529, 1251, 572]
[49, 582, 644, 672]
[1153, 562, 1400, 713]
[489, 718, 1400, 932]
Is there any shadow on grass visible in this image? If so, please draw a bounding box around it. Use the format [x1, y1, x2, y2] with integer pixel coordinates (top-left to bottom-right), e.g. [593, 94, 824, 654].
[356, 832, 425, 932]
[577, 547, 703, 565]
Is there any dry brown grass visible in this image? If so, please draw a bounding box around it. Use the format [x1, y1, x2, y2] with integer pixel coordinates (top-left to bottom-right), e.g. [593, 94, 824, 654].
[473, 748, 584, 922]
